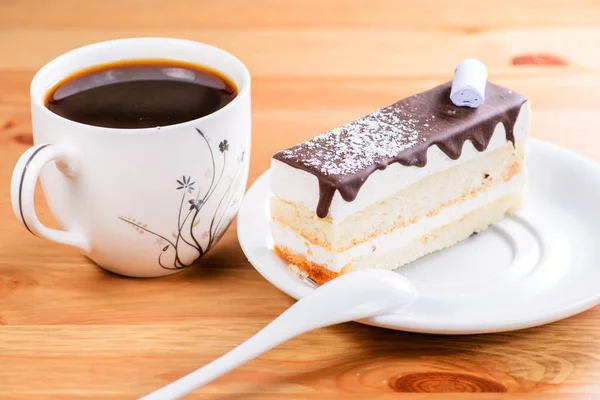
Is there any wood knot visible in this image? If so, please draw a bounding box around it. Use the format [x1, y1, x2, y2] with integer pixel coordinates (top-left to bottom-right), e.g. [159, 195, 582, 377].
[389, 372, 506, 393]
[0, 274, 39, 292]
[12, 133, 33, 145]
[511, 54, 568, 66]
[444, 26, 485, 35]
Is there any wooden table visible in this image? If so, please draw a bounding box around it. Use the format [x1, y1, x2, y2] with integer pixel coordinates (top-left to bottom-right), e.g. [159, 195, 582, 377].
[1, 1, 600, 398]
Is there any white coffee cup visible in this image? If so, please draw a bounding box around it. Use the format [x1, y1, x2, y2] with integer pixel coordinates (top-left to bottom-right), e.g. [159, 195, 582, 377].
[10, 38, 251, 277]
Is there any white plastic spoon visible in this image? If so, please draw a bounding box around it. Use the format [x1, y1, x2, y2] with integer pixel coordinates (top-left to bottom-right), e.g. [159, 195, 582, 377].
[141, 269, 417, 400]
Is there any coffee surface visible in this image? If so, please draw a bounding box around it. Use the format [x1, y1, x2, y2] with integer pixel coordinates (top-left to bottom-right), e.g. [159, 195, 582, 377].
[45, 59, 237, 129]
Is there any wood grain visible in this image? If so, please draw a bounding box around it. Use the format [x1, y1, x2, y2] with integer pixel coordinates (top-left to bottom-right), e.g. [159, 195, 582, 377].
[1, 1, 600, 398]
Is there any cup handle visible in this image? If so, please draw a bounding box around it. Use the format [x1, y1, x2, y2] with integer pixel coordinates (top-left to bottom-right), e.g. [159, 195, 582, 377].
[10, 144, 90, 252]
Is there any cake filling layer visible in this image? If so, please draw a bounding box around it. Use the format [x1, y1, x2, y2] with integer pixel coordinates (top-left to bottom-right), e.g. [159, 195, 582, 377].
[275, 193, 522, 284]
[272, 141, 525, 252]
[271, 172, 525, 273]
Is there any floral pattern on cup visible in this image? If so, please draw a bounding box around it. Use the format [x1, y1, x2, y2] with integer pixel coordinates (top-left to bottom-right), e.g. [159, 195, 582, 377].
[119, 128, 245, 270]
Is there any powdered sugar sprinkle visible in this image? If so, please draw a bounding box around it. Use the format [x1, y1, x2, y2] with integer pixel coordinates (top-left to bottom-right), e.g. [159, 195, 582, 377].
[278, 105, 423, 176]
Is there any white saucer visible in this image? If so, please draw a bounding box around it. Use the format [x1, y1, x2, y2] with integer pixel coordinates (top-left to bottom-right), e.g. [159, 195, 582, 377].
[237, 139, 600, 334]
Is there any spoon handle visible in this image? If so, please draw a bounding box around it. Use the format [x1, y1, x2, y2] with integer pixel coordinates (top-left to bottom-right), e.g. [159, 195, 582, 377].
[140, 269, 416, 400]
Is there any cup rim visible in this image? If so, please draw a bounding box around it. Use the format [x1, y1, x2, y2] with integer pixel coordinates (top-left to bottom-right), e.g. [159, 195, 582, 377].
[30, 37, 251, 134]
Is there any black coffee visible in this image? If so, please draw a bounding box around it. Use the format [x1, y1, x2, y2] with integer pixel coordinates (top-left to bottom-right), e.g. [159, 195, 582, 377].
[45, 59, 238, 129]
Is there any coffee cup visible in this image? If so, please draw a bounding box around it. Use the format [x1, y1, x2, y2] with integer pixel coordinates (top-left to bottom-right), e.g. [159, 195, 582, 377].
[10, 37, 251, 277]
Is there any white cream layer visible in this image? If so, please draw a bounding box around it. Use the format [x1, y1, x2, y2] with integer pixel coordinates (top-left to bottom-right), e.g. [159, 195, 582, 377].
[271, 172, 525, 273]
[271, 101, 530, 223]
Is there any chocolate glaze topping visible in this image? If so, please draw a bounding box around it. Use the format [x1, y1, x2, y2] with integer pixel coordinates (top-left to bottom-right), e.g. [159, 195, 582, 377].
[273, 81, 528, 218]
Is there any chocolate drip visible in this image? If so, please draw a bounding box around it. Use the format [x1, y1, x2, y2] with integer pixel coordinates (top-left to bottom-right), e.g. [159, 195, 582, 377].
[274, 82, 528, 218]
[315, 181, 336, 219]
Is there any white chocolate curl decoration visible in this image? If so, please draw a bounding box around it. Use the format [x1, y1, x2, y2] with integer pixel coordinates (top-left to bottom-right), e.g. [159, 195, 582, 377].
[450, 59, 488, 108]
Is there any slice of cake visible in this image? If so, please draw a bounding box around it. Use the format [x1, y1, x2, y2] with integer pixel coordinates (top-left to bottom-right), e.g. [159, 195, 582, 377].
[270, 80, 529, 284]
